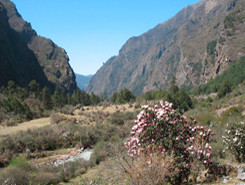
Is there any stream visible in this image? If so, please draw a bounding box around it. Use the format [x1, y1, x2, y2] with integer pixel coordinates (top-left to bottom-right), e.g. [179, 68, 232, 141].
[54, 150, 93, 166]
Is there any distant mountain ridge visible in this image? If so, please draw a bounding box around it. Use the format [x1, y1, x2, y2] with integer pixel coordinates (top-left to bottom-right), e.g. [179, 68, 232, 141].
[0, 0, 77, 92]
[86, 0, 245, 96]
[75, 73, 93, 90]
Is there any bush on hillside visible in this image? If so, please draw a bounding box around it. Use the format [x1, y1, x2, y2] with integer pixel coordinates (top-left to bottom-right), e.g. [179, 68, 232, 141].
[222, 121, 245, 163]
[125, 101, 215, 184]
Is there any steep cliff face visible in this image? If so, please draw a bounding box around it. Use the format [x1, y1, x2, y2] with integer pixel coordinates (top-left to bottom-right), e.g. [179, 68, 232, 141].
[0, 0, 77, 93]
[86, 0, 245, 95]
[0, 3, 51, 88]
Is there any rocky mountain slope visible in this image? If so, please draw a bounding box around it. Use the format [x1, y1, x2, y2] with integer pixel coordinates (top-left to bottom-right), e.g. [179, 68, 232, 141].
[86, 0, 245, 95]
[0, 0, 77, 92]
[0, 2, 52, 88]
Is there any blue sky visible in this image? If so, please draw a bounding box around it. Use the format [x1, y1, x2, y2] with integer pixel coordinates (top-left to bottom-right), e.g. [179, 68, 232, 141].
[11, 0, 200, 75]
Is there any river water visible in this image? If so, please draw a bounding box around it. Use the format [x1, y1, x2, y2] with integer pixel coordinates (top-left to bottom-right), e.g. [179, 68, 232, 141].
[54, 150, 93, 166]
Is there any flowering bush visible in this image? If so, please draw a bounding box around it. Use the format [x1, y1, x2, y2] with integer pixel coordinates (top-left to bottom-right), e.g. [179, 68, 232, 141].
[222, 122, 245, 163]
[125, 101, 215, 183]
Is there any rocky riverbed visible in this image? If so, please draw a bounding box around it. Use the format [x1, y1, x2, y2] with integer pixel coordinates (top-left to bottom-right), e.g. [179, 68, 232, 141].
[37, 148, 93, 167]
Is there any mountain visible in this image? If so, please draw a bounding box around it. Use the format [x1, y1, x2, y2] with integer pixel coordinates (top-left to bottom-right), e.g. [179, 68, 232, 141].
[0, 2, 52, 89]
[86, 0, 245, 96]
[0, 0, 77, 93]
[75, 73, 93, 90]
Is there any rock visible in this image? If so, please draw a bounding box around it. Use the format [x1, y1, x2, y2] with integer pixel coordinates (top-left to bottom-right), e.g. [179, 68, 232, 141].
[237, 165, 245, 174]
[62, 132, 71, 142]
[236, 165, 245, 181]
[236, 183, 245, 185]
[238, 173, 245, 181]
[205, 162, 237, 182]
[205, 162, 227, 178]
[26, 148, 31, 155]
[222, 176, 230, 183]
[70, 150, 77, 156]
[75, 104, 82, 109]
[222, 178, 228, 183]
[134, 102, 140, 109]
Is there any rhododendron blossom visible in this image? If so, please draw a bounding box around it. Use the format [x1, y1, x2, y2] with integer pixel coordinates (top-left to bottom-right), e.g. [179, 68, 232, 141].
[223, 121, 245, 163]
[125, 101, 215, 181]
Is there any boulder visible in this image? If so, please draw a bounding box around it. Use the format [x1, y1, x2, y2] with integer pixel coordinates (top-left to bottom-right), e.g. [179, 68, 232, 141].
[238, 173, 245, 181]
[75, 104, 82, 109]
[236, 165, 245, 174]
[237, 165, 245, 181]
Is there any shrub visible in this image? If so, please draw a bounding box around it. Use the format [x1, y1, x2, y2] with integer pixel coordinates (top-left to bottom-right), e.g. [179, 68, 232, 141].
[126, 153, 179, 185]
[125, 101, 215, 184]
[217, 79, 232, 98]
[50, 112, 63, 124]
[34, 173, 61, 185]
[222, 121, 245, 163]
[59, 105, 75, 115]
[0, 167, 31, 185]
[9, 157, 31, 169]
[221, 106, 243, 124]
[90, 140, 108, 165]
[207, 40, 217, 55]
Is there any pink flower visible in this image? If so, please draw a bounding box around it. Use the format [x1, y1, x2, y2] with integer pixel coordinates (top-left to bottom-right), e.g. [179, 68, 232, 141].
[206, 153, 211, 158]
[141, 105, 149, 109]
[205, 143, 209, 148]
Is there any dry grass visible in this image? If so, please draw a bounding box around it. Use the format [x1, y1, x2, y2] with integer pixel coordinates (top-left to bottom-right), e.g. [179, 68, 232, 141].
[0, 117, 50, 136]
[76, 104, 138, 114]
[0, 103, 139, 137]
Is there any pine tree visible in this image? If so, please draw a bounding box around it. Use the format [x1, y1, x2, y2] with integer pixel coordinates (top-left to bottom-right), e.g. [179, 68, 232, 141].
[1, 98, 13, 112]
[10, 98, 24, 114]
[42, 87, 52, 109]
[169, 76, 179, 94]
[22, 102, 33, 119]
[90, 92, 100, 105]
[28, 80, 40, 98]
[52, 86, 62, 107]
[7, 81, 17, 97]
